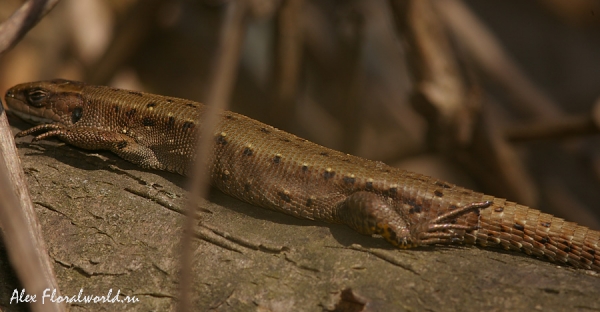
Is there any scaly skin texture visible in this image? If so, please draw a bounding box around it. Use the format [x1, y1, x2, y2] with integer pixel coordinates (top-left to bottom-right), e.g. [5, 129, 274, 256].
[5, 79, 600, 271]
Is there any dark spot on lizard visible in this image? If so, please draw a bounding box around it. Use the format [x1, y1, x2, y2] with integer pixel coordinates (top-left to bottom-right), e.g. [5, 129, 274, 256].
[142, 117, 155, 126]
[540, 222, 550, 227]
[273, 155, 281, 164]
[365, 181, 373, 190]
[278, 191, 291, 203]
[434, 190, 443, 197]
[408, 205, 422, 214]
[260, 127, 271, 134]
[280, 138, 291, 143]
[320, 152, 329, 157]
[243, 147, 253, 156]
[513, 224, 525, 231]
[167, 116, 175, 128]
[306, 198, 313, 207]
[435, 181, 452, 189]
[540, 237, 549, 244]
[116, 141, 128, 149]
[385, 187, 397, 198]
[449, 204, 458, 210]
[128, 91, 143, 97]
[343, 176, 355, 184]
[182, 121, 195, 131]
[126, 109, 136, 118]
[324, 170, 335, 180]
[185, 103, 197, 108]
[302, 165, 308, 172]
[216, 134, 227, 145]
[114, 105, 120, 113]
[71, 107, 83, 123]
[588, 249, 596, 256]
[146, 102, 157, 108]
[494, 207, 504, 213]
[166, 99, 173, 103]
[244, 183, 251, 192]
[564, 246, 572, 253]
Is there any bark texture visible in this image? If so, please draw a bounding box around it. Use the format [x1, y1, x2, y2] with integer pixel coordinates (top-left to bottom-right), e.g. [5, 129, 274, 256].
[1, 118, 600, 311]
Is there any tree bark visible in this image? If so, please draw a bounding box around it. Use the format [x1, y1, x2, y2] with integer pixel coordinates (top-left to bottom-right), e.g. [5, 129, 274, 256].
[1, 117, 600, 311]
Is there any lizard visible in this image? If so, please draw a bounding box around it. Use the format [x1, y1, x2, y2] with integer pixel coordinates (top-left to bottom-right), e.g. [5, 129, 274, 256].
[4, 79, 600, 272]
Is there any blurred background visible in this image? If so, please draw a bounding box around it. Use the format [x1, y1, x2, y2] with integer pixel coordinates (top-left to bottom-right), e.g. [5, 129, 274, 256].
[1, 0, 599, 227]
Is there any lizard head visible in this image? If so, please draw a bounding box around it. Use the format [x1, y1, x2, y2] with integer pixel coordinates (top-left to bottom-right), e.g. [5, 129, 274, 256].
[5, 79, 86, 126]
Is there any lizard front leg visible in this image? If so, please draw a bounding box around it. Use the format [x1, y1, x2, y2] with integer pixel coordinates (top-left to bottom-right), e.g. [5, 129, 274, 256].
[16, 123, 163, 171]
[337, 191, 492, 247]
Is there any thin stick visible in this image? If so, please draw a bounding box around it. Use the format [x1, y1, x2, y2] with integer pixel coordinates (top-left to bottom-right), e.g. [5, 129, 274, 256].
[505, 115, 598, 142]
[436, 0, 562, 119]
[270, 0, 305, 129]
[178, 1, 249, 311]
[0, 106, 65, 311]
[387, 0, 473, 148]
[0, 0, 61, 55]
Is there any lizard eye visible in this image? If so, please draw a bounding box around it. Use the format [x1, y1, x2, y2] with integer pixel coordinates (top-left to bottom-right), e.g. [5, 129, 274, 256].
[26, 88, 48, 107]
[71, 107, 83, 123]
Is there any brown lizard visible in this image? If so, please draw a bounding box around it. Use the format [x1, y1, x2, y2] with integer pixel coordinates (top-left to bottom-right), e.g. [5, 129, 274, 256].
[5, 79, 600, 272]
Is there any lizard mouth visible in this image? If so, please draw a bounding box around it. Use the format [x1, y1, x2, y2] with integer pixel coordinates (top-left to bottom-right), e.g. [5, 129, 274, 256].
[9, 109, 54, 124]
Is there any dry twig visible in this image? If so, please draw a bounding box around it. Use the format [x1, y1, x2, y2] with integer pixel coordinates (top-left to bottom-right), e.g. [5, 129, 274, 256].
[0, 107, 64, 311]
[436, 0, 562, 119]
[0, 0, 61, 56]
[0, 1, 65, 311]
[178, 1, 249, 310]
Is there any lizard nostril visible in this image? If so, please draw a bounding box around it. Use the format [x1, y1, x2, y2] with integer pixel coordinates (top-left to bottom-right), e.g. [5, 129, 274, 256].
[5, 90, 14, 98]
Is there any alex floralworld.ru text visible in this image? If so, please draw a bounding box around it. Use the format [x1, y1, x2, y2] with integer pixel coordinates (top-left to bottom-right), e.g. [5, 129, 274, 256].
[10, 288, 139, 304]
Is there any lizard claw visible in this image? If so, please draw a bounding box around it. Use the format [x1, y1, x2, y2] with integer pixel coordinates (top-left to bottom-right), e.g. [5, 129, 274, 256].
[414, 200, 492, 246]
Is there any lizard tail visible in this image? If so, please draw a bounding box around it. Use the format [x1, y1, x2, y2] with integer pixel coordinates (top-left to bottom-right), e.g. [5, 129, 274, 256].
[468, 197, 600, 271]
